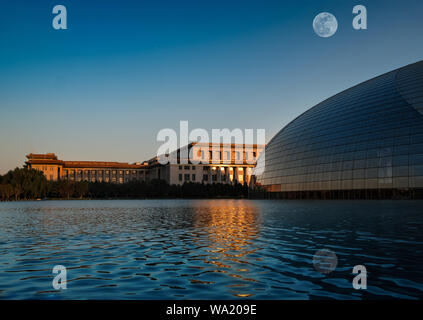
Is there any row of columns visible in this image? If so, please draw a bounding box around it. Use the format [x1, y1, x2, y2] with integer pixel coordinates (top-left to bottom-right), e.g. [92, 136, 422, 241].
[206, 166, 251, 185]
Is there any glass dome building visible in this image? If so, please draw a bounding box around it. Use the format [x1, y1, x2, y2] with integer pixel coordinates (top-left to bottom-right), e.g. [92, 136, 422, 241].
[254, 61, 423, 199]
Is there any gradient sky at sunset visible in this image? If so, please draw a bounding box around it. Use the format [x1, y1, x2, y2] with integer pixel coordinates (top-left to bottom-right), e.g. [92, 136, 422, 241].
[1, 0, 423, 173]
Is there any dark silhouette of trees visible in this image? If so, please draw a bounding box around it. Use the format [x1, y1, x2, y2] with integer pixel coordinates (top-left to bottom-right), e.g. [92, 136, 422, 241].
[0, 168, 48, 200]
[0, 183, 14, 201]
[48, 180, 89, 199]
[0, 168, 250, 201]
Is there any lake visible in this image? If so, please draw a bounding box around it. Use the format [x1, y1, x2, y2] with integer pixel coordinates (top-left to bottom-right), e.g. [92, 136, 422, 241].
[0, 199, 422, 299]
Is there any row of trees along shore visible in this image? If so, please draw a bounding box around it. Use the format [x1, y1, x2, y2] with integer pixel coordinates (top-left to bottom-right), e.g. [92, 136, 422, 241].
[0, 168, 250, 201]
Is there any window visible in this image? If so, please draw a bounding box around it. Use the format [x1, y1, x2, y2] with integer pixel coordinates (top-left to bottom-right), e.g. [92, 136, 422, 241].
[184, 166, 190, 170]
[203, 174, 208, 181]
[192, 166, 195, 170]
[410, 154, 423, 165]
[184, 174, 190, 181]
[393, 166, 408, 177]
[192, 174, 196, 181]
[179, 174, 182, 181]
[393, 155, 408, 166]
[179, 165, 182, 170]
[212, 175, 217, 181]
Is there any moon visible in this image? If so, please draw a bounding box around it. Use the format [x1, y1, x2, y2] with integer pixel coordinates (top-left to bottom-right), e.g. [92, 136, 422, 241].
[313, 12, 338, 38]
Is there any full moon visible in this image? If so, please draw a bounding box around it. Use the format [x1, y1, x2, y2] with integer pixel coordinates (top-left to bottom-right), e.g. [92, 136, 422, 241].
[313, 12, 338, 38]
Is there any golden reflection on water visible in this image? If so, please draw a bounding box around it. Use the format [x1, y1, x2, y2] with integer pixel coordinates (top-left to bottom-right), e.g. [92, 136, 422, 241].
[192, 200, 262, 297]
[10, 200, 264, 298]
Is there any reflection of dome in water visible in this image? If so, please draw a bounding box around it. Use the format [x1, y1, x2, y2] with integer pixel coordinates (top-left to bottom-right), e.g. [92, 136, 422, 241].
[255, 61, 423, 198]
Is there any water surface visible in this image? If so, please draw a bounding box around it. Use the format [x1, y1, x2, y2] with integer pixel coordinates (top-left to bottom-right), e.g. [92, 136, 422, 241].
[0, 199, 422, 299]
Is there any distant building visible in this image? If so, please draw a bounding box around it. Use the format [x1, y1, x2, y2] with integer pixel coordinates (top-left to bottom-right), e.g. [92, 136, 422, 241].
[25, 142, 265, 185]
[25, 153, 148, 183]
[148, 142, 265, 185]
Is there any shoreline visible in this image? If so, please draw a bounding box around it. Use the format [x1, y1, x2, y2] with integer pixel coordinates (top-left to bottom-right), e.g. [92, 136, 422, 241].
[1, 197, 422, 203]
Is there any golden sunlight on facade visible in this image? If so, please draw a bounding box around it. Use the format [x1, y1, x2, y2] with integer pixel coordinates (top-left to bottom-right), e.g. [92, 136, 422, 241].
[148, 142, 265, 186]
[25, 153, 149, 183]
[25, 142, 265, 186]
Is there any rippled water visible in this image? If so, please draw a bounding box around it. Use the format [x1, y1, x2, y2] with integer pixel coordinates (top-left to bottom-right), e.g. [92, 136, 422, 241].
[0, 199, 422, 299]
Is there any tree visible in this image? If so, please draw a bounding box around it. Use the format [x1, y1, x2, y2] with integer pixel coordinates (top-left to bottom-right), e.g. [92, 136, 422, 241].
[74, 182, 89, 199]
[0, 184, 14, 201]
[0, 168, 48, 200]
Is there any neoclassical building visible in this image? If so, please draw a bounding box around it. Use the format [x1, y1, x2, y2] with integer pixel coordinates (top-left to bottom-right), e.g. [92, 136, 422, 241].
[148, 142, 265, 185]
[25, 153, 149, 183]
[25, 142, 265, 186]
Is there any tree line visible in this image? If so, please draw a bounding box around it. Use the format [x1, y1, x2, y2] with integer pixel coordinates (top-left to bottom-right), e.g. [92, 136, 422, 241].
[0, 168, 250, 201]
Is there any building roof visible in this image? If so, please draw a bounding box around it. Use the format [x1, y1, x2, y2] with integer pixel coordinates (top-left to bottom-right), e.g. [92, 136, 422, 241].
[26, 153, 58, 160]
[151, 142, 265, 166]
[189, 142, 266, 149]
[25, 143, 266, 170]
[63, 161, 147, 169]
[25, 154, 147, 169]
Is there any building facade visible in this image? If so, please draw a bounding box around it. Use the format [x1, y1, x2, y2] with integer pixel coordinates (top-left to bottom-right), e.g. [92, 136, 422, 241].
[254, 60, 423, 198]
[25, 153, 149, 183]
[25, 142, 265, 186]
[148, 142, 265, 185]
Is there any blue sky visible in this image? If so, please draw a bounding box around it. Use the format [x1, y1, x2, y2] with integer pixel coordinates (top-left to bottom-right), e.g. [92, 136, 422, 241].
[1, 0, 423, 173]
